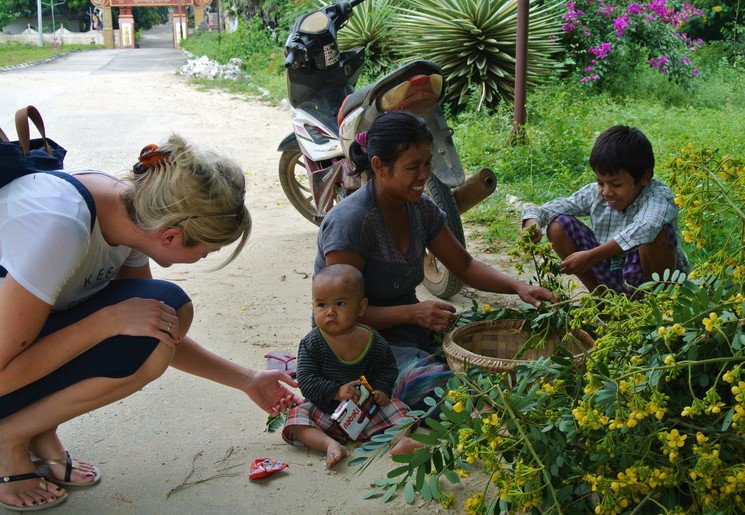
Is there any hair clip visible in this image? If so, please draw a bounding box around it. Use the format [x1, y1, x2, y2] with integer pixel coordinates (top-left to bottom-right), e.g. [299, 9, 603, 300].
[133, 144, 172, 175]
[355, 131, 368, 149]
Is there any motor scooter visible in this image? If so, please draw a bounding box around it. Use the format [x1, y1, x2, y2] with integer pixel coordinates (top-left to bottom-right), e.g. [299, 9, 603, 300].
[277, 0, 496, 299]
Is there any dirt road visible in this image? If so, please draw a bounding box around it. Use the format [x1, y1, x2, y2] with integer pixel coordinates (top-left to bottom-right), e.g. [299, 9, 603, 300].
[0, 34, 514, 514]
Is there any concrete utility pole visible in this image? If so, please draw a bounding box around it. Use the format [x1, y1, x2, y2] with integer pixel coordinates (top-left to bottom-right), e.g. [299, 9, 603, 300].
[36, 0, 43, 46]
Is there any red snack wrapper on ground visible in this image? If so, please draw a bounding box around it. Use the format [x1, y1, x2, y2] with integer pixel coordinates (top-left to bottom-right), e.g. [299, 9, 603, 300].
[248, 458, 288, 480]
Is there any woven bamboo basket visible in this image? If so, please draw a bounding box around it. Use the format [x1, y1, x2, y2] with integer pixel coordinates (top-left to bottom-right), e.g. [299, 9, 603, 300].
[442, 319, 594, 375]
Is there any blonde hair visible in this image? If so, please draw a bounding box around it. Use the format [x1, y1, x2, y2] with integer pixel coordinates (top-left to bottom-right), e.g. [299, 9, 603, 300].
[120, 134, 251, 266]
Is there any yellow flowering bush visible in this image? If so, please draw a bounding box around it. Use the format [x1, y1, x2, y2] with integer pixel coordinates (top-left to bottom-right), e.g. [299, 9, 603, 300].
[351, 149, 745, 513]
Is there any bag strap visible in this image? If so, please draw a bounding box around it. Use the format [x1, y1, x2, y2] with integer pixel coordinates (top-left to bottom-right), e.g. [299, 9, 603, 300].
[15, 105, 53, 157]
[45, 172, 97, 233]
[0, 172, 97, 278]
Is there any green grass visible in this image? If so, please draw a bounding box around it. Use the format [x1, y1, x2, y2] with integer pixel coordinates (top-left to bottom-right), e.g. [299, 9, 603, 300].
[0, 42, 104, 67]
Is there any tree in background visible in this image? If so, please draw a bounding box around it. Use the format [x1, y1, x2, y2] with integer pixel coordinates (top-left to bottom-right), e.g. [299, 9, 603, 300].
[1, 0, 38, 31]
[390, 0, 565, 113]
[0, 0, 168, 33]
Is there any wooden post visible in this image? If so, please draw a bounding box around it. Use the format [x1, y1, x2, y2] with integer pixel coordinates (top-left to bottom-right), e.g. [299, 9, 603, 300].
[509, 0, 529, 146]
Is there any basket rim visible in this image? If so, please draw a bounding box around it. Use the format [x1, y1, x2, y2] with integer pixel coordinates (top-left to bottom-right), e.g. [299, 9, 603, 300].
[442, 318, 595, 368]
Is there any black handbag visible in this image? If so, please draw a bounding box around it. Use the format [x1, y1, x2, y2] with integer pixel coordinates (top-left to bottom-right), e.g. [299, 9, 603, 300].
[0, 106, 96, 278]
[0, 105, 67, 181]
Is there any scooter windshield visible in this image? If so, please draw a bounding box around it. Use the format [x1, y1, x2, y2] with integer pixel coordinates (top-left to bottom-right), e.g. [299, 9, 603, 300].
[299, 11, 331, 34]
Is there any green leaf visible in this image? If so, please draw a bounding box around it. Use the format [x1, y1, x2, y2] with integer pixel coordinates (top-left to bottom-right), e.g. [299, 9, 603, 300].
[425, 417, 449, 433]
[404, 482, 416, 504]
[403, 448, 432, 467]
[370, 433, 395, 443]
[443, 468, 461, 484]
[265, 412, 285, 432]
[412, 432, 441, 446]
[394, 416, 416, 426]
[387, 465, 413, 478]
[359, 442, 388, 451]
[429, 475, 441, 498]
[363, 487, 384, 500]
[420, 479, 432, 501]
[423, 396, 437, 407]
[416, 463, 426, 489]
[380, 485, 397, 503]
[432, 448, 444, 471]
[722, 406, 735, 431]
[347, 457, 369, 467]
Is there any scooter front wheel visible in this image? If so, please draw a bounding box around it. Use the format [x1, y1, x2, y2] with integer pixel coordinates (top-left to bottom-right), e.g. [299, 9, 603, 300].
[279, 150, 324, 226]
[422, 175, 465, 299]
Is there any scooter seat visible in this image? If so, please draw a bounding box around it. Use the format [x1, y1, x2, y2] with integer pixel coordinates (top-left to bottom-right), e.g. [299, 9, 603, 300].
[378, 74, 441, 114]
[337, 60, 445, 125]
[338, 84, 374, 125]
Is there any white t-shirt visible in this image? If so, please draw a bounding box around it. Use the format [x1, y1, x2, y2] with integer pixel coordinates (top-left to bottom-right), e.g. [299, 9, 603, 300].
[0, 170, 149, 311]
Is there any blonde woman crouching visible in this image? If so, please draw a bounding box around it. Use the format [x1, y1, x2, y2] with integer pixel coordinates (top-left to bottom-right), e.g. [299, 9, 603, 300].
[0, 135, 300, 512]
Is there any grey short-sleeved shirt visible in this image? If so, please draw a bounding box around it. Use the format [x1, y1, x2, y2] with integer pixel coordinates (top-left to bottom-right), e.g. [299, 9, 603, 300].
[315, 180, 445, 307]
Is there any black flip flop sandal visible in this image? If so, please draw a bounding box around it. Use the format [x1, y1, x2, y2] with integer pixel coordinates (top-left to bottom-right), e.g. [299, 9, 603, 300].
[1, 472, 68, 512]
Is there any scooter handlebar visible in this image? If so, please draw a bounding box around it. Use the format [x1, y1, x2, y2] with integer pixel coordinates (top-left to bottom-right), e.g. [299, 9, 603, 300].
[284, 42, 304, 69]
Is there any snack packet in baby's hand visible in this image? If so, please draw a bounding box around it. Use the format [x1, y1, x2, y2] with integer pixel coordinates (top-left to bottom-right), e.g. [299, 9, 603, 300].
[329, 375, 380, 440]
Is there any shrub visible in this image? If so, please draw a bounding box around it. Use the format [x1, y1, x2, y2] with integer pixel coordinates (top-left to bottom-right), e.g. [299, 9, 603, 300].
[337, 0, 397, 77]
[352, 149, 745, 514]
[561, 0, 704, 88]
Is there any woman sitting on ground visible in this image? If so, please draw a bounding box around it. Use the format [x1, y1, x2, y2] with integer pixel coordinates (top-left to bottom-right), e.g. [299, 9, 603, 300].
[314, 112, 556, 410]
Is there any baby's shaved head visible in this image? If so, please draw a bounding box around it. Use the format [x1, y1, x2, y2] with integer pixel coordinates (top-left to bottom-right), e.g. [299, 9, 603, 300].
[314, 263, 365, 299]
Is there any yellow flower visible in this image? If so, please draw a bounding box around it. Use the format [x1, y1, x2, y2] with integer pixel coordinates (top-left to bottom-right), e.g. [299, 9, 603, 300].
[482, 304, 493, 313]
[703, 312, 719, 332]
[658, 326, 668, 339]
[453, 401, 465, 413]
[440, 492, 455, 509]
[672, 323, 685, 336]
[714, 5, 722, 13]
[664, 354, 676, 366]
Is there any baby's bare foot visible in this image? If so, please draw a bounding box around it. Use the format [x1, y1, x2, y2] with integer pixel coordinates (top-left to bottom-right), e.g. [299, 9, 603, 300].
[390, 436, 424, 456]
[325, 441, 347, 469]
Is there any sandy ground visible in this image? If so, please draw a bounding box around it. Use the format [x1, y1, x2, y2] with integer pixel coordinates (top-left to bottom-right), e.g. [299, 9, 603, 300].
[0, 25, 521, 515]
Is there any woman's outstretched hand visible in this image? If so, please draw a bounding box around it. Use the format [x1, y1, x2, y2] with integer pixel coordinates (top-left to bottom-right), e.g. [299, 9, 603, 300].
[515, 283, 560, 308]
[243, 370, 302, 415]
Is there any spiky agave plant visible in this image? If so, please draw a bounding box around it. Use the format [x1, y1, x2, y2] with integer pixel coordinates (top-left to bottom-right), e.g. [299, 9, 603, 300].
[337, 0, 397, 76]
[392, 0, 565, 112]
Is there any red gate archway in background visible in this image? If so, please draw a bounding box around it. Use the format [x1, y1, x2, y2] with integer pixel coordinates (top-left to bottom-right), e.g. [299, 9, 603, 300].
[90, 0, 212, 49]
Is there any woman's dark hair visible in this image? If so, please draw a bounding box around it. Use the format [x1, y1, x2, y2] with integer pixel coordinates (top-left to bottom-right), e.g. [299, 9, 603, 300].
[589, 125, 655, 182]
[348, 111, 433, 177]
